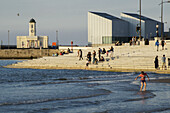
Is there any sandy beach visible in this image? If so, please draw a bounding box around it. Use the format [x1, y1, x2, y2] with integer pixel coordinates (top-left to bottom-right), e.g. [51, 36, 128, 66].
[4, 41, 170, 74]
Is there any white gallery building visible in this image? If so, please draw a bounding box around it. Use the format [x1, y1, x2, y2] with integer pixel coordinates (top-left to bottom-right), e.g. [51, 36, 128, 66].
[88, 11, 163, 46]
[17, 18, 48, 48]
[88, 12, 129, 46]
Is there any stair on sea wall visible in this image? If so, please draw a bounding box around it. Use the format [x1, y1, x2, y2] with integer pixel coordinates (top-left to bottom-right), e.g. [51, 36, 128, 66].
[11, 44, 170, 70]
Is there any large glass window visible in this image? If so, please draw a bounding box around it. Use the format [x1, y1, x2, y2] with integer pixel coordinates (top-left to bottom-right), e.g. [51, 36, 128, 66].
[102, 36, 112, 44]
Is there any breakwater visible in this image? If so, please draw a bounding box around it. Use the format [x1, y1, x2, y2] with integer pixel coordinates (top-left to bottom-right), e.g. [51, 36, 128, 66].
[0, 49, 59, 59]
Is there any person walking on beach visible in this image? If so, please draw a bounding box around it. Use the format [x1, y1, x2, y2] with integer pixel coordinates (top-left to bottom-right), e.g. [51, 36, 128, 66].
[98, 48, 101, 60]
[155, 40, 159, 51]
[161, 39, 165, 50]
[87, 52, 91, 64]
[92, 50, 96, 64]
[79, 49, 83, 60]
[154, 56, 159, 70]
[110, 46, 114, 58]
[135, 71, 150, 91]
[162, 55, 167, 70]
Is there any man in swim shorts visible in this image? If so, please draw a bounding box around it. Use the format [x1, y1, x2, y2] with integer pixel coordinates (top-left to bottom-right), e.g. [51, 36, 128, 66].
[135, 71, 150, 91]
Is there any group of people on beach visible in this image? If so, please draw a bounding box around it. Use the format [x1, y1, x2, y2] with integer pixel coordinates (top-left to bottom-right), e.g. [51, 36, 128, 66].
[77, 46, 114, 67]
[154, 39, 169, 70]
[88, 47, 114, 66]
[154, 55, 168, 70]
[52, 48, 73, 57]
[129, 36, 138, 46]
[155, 39, 166, 51]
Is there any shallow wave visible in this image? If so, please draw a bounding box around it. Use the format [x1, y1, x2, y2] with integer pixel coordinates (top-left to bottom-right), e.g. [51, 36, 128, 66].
[86, 80, 117, 84]
[166, 84, 170, 86]
[117, 79, 132, 82]
[158, 77, 170, 79]
[88, 73, 134, 79]
[130, 80, 139, 85]
[0, 89, 111, 106]
[0, 60, 21, 66]
[30, 80, 91, 86]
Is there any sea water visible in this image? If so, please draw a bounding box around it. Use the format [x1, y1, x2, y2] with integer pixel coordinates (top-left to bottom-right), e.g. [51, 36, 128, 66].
[0, 60, 170, 113]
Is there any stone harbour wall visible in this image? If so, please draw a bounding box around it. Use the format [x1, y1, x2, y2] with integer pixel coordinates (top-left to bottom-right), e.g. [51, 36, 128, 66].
[0, 49, 59, 59]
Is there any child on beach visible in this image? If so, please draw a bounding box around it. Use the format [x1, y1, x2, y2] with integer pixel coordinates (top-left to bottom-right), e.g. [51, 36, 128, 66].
[162, 55, 167, 70]
[135, 71, 150, 91]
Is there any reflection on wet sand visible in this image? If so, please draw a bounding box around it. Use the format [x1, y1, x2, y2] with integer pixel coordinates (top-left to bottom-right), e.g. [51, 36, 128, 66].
[123, 91, 156, 102]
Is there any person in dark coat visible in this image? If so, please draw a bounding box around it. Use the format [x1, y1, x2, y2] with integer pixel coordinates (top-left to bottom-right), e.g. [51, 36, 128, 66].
[79, 49, 83, 60]
[102, 48, 106, 54]
[98, 48, 101, 60]
[161, 39, 165, 50]
[87, 52, 91, 63]
[154, 56, 159, 69]
[92, 50, 96, 64]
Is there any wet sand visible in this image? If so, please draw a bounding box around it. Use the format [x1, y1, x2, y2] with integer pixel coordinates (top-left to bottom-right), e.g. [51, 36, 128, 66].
[150, 78, 170, 83]
[5, 65, 170, 74]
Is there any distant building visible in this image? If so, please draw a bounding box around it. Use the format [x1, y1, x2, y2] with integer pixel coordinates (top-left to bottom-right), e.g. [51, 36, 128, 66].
[164, 28, 170, 40]
[121, 12, 163, 39]
[17, 18, 48, 48]
[88, 12, 129, 46]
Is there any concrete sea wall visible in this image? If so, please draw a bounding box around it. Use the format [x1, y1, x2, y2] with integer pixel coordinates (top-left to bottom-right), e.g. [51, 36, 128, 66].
[0, 49, 59, 59]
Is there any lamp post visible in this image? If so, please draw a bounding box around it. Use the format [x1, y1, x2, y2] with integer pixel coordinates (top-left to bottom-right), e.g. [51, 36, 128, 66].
[156, 24, 159, 37]
[56, 30, 58, 49]
[8, 30, 10, 49]
[139, 0, 142, 40]
[71, 40, 73, 52]
[0, 41, 1, 49]
[160, 0, 170, 39]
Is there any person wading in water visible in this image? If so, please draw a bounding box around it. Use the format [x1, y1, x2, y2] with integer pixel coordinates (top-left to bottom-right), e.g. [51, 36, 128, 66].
[135, 71, 150, 91]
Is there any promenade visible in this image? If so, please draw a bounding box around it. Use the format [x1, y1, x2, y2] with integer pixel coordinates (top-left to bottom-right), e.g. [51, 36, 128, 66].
[5, 40, 170, 74]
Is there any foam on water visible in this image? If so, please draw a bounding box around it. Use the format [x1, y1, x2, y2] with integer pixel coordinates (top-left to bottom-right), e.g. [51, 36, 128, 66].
[130, 80, 140, 85]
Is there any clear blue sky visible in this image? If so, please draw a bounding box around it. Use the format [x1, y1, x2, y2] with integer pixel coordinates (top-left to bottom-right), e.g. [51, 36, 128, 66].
[0, 0, 170, 45]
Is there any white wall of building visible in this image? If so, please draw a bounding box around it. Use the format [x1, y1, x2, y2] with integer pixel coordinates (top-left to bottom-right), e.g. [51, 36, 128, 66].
[17, 36, 27, 48]
[17, 36, 48, 48]
[88, 12, 112, 45]
[39, 36, 48, 48]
